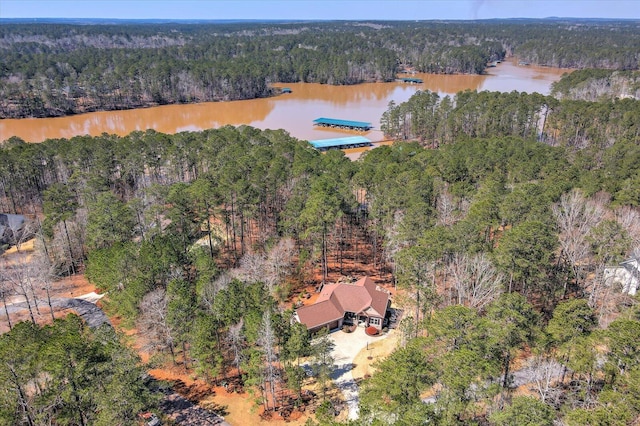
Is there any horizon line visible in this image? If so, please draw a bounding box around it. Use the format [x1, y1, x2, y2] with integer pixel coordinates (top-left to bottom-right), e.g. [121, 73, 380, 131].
[2, 17, 639, 22]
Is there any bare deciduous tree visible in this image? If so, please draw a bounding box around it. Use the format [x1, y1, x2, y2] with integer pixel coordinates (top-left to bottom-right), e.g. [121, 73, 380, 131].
[227, 319, 245, 376]
[436, 187, 459, 227]
[7, 218, 36, 253]
[266, 237, 296, 282]
[138, 288, 176, 363]
[234, 252, 265, 284]
[615, 206, 640, 248]
[231, 238, 297, 295]
[31, 250, 57, 322]
[199, 272, 231, 313]
[0, 256, 39, 324]
[258, 310, 281, 411]
[47, 218, 85, 276]
[589, 264, 632, 326]
[0, 263, 14, 329]
[384, 210, 408, 287]
[553, 189, 605, 295]
[527, 355, 563, 403]
[447, 252, 504, 309]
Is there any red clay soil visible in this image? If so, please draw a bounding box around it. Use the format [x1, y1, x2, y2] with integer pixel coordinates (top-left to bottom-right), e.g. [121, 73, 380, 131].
[286, 234, 397, 311]
[149, 363, 199, 387]
[149, 365, 312, 425]
[216, 216, 397, 310]
[51, 274, 98, 298]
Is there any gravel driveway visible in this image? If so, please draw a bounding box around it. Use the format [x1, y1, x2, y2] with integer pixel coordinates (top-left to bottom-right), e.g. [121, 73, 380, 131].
[328, 328, 392, 420]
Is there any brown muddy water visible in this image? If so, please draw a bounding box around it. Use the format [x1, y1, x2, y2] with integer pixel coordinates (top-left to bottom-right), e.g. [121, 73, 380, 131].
[0, 59, 571, 155]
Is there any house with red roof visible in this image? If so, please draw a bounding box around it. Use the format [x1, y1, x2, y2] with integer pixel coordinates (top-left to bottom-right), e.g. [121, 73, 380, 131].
[294, 276, 391, 333]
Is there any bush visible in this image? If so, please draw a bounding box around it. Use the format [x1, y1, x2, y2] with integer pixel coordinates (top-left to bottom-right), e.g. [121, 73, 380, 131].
[365, 326, 379, 336]
[315, 400, 337, 423]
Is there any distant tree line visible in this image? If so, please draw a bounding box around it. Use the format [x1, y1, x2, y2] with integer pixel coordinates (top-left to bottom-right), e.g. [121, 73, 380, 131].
[1, 19, 639, 118]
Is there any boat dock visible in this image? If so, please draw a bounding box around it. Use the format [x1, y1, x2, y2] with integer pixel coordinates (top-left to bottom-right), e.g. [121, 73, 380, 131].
[313, 117, 373, 132]
[309, 136, 373, 151]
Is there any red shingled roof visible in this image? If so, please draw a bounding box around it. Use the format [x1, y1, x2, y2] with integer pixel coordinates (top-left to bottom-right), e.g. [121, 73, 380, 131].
[295, 299, 344, 330]
[295, 276, 390, 330]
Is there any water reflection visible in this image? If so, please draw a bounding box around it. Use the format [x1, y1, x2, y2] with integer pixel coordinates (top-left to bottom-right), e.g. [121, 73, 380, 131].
[0, 59, 571, 144]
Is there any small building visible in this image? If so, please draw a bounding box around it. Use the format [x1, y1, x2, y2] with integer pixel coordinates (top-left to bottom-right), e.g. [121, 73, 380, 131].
[604, 257, 639, 296]
[294, 276, 391, 333]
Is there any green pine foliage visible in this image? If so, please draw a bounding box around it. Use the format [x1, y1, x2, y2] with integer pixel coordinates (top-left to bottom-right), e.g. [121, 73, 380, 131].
[0, 315, 156, 425]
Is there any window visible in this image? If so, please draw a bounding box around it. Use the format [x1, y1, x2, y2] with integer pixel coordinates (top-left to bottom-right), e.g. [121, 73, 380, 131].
[370, 317, 380, 326]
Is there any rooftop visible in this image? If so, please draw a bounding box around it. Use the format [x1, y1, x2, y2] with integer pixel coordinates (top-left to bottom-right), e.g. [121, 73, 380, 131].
[308, 136, 372, 150]
[296, 276, 390, 330]
[313, 117, 373, 130]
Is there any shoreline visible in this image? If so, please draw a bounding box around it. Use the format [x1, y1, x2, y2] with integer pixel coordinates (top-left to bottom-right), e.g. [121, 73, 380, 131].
[0, 57, 573, 122]
[0, 59, 572, 144]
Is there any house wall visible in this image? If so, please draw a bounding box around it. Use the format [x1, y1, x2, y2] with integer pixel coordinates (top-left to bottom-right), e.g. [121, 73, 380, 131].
[604, 267, 638, 296]
[309, 318, 343, 334]
[368, 316, 383, 330]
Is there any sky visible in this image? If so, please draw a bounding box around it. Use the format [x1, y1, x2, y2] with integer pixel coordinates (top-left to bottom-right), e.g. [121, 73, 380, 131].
[1, 0, 639, 21]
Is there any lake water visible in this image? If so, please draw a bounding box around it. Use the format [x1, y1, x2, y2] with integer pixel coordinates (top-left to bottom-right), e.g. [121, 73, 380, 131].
[0, 59, 571, 149]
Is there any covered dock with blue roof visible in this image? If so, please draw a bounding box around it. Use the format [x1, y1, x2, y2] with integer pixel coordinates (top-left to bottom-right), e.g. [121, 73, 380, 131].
[313, 117, 373, 132]
[399, 77, 424, 84]
[309, 136, 373, 151]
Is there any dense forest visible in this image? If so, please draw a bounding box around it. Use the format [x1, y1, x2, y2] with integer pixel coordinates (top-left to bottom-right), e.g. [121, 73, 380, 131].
[0, 316, 156, 425]
[1, 18, 639, 117]
[380, 88, 640, 151]
[1, 85, 639, 423]
[1, 17, 640, 426]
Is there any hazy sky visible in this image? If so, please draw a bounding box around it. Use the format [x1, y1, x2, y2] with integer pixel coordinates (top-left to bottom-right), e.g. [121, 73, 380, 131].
[2, 0, 639, 20]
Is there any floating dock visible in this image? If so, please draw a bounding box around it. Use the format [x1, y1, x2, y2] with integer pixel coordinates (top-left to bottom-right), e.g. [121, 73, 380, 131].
[313, 117, 373, 132]
[309, 136, 373, 151]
